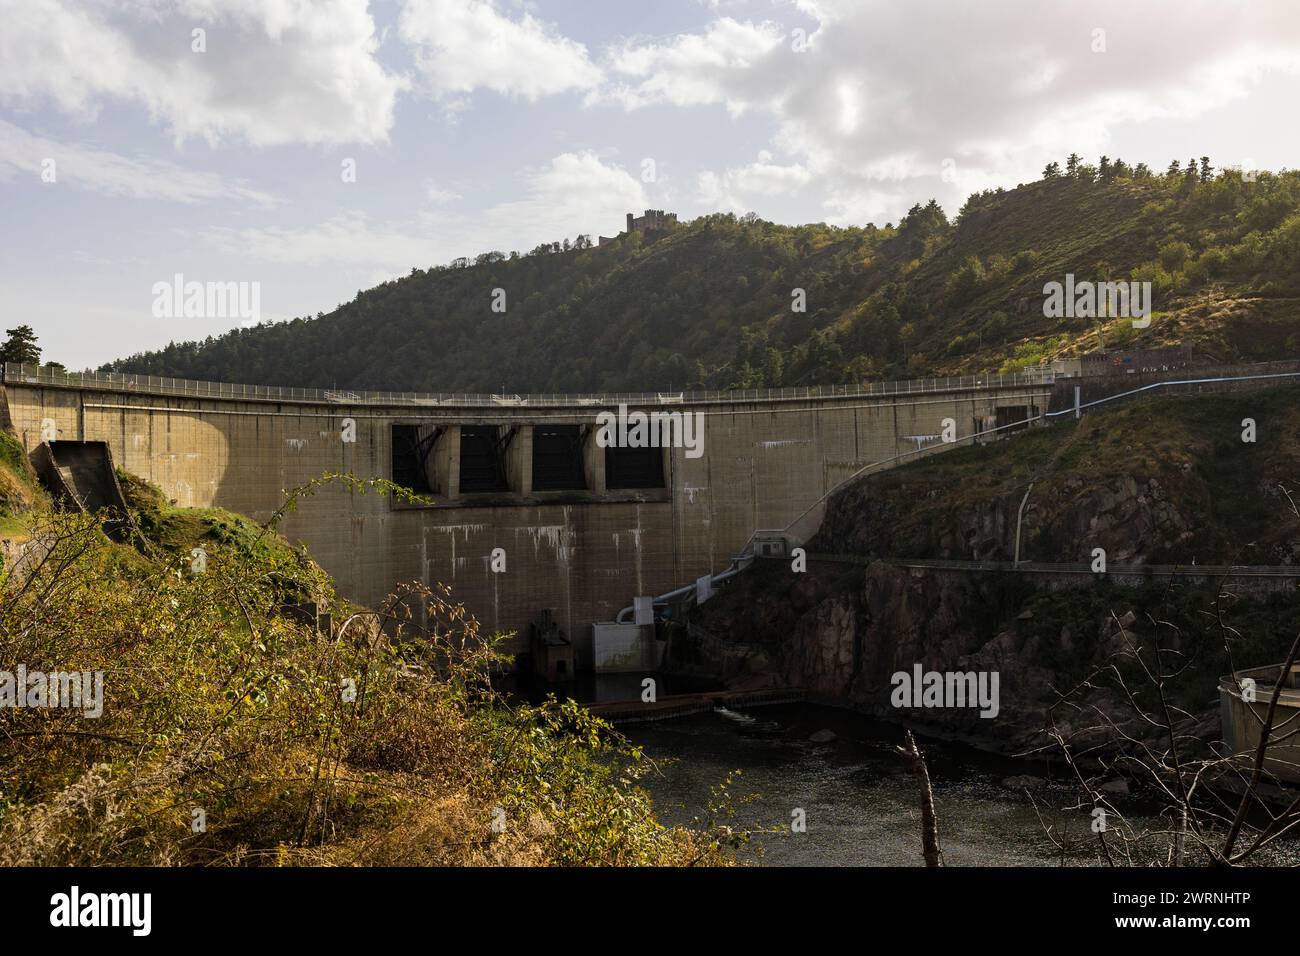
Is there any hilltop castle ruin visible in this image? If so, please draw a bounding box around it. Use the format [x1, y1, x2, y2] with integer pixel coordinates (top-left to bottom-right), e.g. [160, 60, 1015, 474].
[598, 209, 678, 246]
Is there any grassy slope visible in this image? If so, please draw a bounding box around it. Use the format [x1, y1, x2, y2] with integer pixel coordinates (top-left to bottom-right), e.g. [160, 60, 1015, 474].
[0, 429, 47, 537]
[0, 437, 285, 565]
[918, 177, 1300, 371]
[814, 384, 1300, 566]
[116, 468, 298, 564]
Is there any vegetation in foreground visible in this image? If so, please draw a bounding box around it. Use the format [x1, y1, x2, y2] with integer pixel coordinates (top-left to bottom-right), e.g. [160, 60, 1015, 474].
[0, 471, 732, 866]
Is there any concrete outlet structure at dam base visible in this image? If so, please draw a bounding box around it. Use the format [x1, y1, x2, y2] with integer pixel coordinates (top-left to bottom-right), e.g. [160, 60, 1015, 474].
[0, 364, 1054, 669]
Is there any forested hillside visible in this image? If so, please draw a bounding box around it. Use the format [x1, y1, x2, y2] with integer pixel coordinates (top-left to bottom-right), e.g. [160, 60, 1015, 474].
[105, 159, 1300, 392]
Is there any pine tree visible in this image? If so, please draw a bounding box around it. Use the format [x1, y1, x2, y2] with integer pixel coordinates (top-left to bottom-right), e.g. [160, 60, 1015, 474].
[1199, 156, 1213, 182]
[1167, 159, 1181, 177]
[0, 325, 40, 366]
[1066, 153, 1081, 177]
[1043, 161, 1060, 178]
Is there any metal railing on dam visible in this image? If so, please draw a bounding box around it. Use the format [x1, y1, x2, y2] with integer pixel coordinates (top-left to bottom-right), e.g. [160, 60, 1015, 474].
[587, 687, 808, 724]
[806, 554, 1300, 579]
[1, 362, 1055, 409]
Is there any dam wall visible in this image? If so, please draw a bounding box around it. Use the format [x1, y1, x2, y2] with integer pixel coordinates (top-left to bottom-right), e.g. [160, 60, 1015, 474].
[0, 365, 1053, 665]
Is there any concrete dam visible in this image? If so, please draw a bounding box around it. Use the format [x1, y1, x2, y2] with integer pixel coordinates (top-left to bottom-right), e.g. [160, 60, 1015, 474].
[0, 364, 1053, 667]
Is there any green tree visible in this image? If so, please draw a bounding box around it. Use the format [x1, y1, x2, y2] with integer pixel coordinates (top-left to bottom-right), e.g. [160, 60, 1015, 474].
[0, 325, 41, 365]
[1158, 239, 1193, 272]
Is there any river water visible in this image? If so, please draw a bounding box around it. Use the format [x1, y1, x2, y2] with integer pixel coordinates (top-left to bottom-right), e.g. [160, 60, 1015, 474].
[623, 702, 1112, 866]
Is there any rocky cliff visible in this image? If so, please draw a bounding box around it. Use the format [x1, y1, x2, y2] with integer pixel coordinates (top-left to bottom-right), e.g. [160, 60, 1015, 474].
[810, 387, 1300, 567]
[677, 386, 1300, 755]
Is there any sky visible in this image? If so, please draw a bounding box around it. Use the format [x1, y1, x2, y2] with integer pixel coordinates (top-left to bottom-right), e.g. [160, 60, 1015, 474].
[3, 0, 1300, 371]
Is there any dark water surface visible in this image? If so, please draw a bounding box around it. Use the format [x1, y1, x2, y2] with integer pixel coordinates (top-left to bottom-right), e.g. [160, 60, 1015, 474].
[623, 702, 1102, 866]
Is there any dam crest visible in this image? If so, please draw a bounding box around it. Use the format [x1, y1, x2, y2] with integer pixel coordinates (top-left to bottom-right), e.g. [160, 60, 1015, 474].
[0, 363, 1054, 668]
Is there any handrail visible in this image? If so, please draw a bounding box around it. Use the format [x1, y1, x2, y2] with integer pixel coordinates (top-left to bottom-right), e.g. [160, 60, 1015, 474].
[1045, 370, 1300, 417]
[0, 362, 1055, 409]
[805, 555, 1300, 577]
[613, 558, 751, 624]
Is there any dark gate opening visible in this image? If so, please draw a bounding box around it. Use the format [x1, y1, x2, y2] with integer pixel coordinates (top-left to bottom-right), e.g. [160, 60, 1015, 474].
[605, 445, 664, 489]
[459, 425, 509, 493]
[390, 424, 440, 495]
[532, 425, 587, 491]
[994, 405, 1036, 434]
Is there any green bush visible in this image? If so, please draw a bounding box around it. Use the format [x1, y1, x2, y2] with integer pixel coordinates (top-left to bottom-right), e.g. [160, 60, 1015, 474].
[0, 477, 729, 867]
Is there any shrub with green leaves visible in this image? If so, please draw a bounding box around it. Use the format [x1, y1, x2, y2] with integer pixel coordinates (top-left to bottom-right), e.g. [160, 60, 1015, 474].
[0, 474, 728, 866]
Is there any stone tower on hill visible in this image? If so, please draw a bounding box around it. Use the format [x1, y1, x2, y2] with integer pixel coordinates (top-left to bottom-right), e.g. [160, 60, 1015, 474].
[599, 209, 678, 246]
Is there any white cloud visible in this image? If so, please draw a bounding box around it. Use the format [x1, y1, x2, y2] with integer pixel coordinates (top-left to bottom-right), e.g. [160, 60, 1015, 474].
[467, 150, 648, 245]
[731, 151, 812, 194]
[0, 119, 275, 203]
[608, 0, 1300, 223]
[0, 0, 406, 146]
[204, 213, 438, 270]
[400, 0, 602, 101]
[424, 180, 462, 204]
[697, 150, 811, 210]
[603, 17, 787, 112]
[202, 152, 647, 275]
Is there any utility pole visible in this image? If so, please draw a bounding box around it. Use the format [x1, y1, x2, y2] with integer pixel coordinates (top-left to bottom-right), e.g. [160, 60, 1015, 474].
[1014, 479, 1035, 568]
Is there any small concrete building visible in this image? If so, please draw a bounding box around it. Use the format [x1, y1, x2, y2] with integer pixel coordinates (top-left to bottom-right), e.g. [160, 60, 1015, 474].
[591, 622, 663, 673]
[529, 609, 575, 682]
[751, 531, 791, 558]
[1220, 663, 1300, 784]
[1053, 346, 1194, 378]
